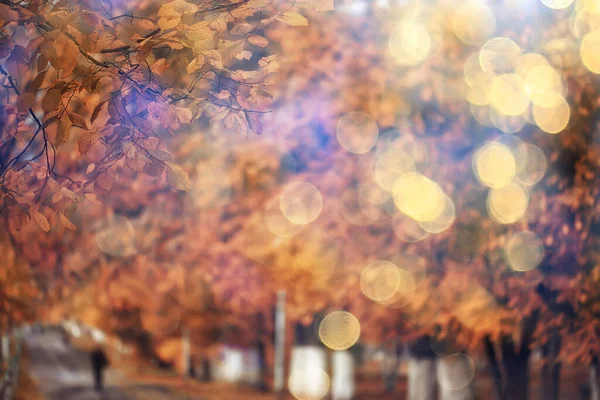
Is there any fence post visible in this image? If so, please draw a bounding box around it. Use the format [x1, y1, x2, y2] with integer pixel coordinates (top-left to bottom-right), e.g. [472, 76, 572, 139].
[274, 291, 286, 398]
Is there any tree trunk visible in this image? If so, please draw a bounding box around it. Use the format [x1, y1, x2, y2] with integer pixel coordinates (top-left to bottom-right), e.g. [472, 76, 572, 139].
[381, 338, 399, 394]
[484, 336, 505, 400]
[539, 330, 561, 400]
[503, 354, 530, 400]
[591, 357, 600, 400]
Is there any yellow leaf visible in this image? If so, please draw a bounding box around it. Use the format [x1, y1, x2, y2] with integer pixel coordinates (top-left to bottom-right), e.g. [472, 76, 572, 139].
[248, 35, 268, 48]
[276, 12, 309, 27]
[59, 213, 77, 231]
[166, 162, 191, 191]
[31, 210, 50, 232]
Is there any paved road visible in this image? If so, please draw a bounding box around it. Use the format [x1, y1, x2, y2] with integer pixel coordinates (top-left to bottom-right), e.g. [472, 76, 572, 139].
[25, 332, 196, 400]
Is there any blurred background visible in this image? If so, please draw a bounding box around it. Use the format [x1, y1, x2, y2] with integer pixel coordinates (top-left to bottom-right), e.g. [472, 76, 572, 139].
[1, 0, 600, 399]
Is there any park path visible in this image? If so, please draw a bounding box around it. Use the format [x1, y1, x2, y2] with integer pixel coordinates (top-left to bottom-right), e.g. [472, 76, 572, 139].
[24, 331, 198, 400]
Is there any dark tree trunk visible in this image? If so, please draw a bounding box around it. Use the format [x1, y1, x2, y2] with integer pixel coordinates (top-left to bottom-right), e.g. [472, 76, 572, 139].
[539, 330, 561, 400]
[590, 357, 600, 400]
[484, 336, 505, 400]
[503, 349, 530, 400]
[483, 312, 539, 400]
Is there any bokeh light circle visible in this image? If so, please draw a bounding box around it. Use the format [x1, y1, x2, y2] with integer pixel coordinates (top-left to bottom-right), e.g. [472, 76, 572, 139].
[360, 260, 402, 302]
[95, 215, 136, 257]
[480, 37, 521, 74]
[473, 142, 516, 188]
[280, 182, 323, 225]
[505, 231, 544, 271]
[581, 31, 600, 73]
[388, 21, 432, 66]
[437, 353, 476, 391]
[393, 173, 445, 222]
[490, 74, 530, 116]
[336, 112, 379, 154]
[514, 143, 547, 186]
[541, 0, 574, 10]
[318, 311, 361, 351]
[288, 368, 330, 400]
[487, 182, 529, 224]
[532, 94, 570, 134]
[452, 2, 496, 46]
[418, 194, 456, 234]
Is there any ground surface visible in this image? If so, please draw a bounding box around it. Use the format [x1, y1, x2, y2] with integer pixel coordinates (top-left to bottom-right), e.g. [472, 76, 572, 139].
[22, 331, 591, 399]
[25, 332, 196, 400]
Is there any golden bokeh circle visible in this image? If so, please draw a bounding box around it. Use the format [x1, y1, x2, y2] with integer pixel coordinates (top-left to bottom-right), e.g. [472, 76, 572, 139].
[388, 21, 432, 66]
[532, 93, 570, 134]
[581, 31, 600, 73]
[473, 142, 516, 188]
[479, 37, 521, 74]
[514, 143, 547, 186]
[336, 112, 379, 154]
[280, 182, 323, 225]
[490, 74, 529, 116]
[505, 231, 544, 271]
[393, 173, 445, 222]
[487, 181, 529, 224]
[318, 311, 361, 351]
[452, 2, 496, 46]
[360, 260, 402, 302]
[515, 53, 549, 78]
[418, 194, 456, 234]
[525, 65, 565, 106]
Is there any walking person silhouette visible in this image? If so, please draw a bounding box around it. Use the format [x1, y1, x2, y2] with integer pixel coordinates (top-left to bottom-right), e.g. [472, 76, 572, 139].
[90, 346, 110, 393]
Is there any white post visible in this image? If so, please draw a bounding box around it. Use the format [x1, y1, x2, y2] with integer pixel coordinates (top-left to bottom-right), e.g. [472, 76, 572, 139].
[2, 336, 9, 366]
[407, 357, 437, 400]
[332, 350, 355, 400]
[274, 291, 286, 394]
[182, 328, 191, 376]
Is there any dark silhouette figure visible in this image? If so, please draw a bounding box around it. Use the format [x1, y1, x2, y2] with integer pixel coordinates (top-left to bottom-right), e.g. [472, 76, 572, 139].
[90, 347, 109, 393]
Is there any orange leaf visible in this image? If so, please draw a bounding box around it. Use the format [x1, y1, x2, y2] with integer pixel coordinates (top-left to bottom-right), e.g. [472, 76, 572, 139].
[42, 89, 62, 113]
[16, 92, 34, 113]
[248, 35, 268, 48]
[77, 130, 98, 155]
